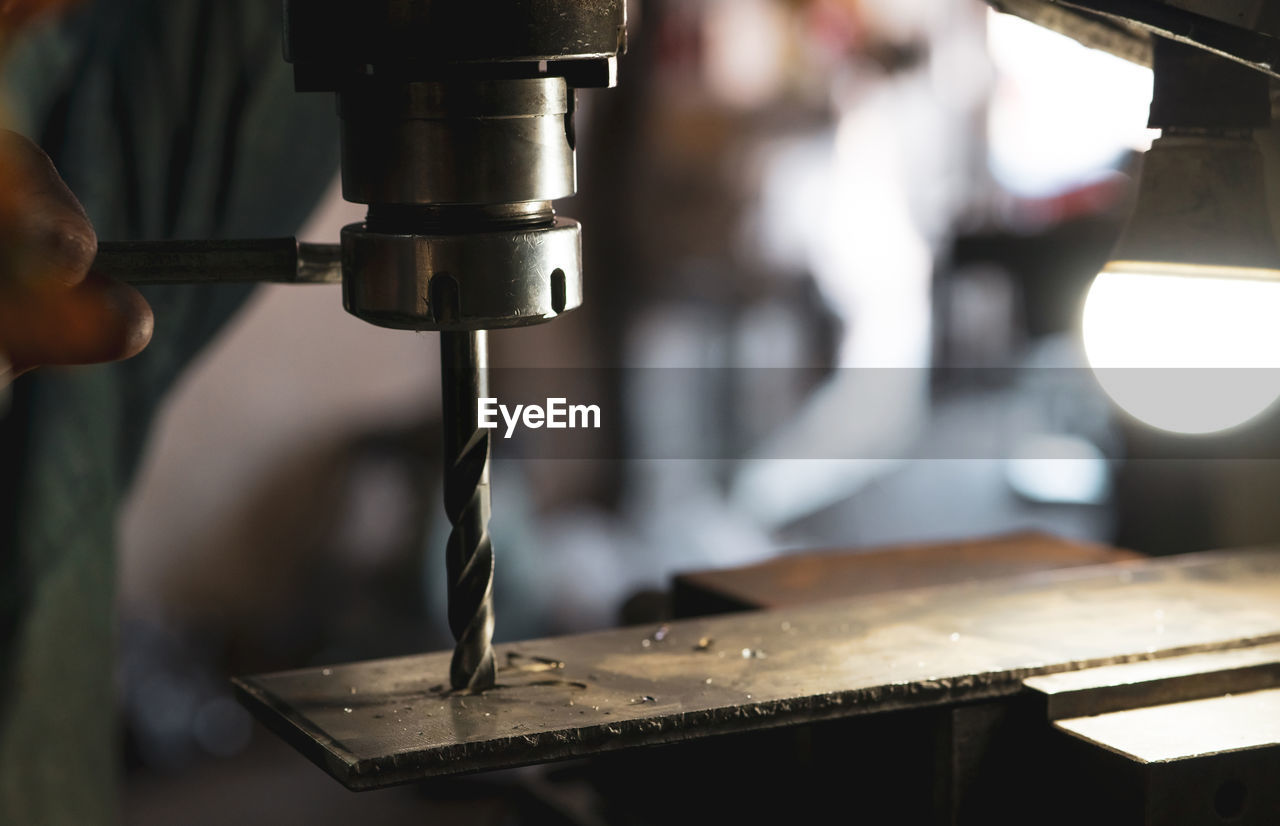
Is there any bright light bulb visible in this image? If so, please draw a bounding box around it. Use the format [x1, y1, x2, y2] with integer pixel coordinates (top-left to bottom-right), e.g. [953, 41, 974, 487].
[1082, 263, 1280, 434]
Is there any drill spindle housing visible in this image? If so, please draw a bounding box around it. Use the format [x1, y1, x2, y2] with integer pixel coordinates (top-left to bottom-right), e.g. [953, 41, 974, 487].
[283, 0, 626, 690]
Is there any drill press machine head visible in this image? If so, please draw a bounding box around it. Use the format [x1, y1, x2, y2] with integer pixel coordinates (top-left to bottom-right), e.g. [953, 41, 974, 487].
[283, 0, 626, 332]
[281, 0, 626, 693]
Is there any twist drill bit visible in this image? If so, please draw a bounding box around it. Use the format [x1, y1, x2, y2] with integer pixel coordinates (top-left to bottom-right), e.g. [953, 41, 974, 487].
[440, 329, 496, 692]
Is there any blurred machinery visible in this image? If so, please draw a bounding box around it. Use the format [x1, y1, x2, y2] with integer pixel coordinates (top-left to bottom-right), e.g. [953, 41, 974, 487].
[86, 0, 1280, 824]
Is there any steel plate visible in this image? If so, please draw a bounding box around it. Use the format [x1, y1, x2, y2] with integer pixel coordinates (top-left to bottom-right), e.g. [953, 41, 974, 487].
[236, 548, 1280, 789]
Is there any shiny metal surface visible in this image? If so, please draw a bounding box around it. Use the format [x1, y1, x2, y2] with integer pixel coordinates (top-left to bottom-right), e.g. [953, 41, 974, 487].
[1057, 687, 1280, 763]
[236, 547, 1280, 790]
[295, 242, 345, 285]
[287, 5, 610, 332]
[1026, 642, 1280, 720]
[1051, 676, 1280, 824]
[673, 531, 1141, 615]
[339, 78, 575, 206]
[340, 217, 581, 330]
[97, 239, 342, 285]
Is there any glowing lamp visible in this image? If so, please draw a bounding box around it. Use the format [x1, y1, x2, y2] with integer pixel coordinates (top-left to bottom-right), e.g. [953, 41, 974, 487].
[1082, 42, 1280, 435]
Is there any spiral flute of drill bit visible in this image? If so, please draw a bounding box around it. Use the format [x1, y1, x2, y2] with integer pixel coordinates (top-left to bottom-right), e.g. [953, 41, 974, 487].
[440, 329, 496, 692]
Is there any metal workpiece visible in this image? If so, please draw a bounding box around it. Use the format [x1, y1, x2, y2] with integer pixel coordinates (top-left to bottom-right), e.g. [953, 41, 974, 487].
[1040, 650, 1280, 825]
[1048, 688, 1280, 825]
[1023, 641, 1280, 821]
[338, 77, 575, 206]
[97, 238, 342, 285]
[673, 532, 1141, 615]
[440, 330, 496, 693]
[340, 216, 581, 330]
[1055, 688, 1280, 764]
[236, 547, 1280, 790]
[1027, 642, 1280, 721]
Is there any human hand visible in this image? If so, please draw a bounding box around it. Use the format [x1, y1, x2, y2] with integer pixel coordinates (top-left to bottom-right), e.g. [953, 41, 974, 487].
[0, 130, 153, 383]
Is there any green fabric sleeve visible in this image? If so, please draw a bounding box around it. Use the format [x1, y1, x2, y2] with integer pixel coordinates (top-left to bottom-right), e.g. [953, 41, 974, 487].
[0, 2, 339, 822]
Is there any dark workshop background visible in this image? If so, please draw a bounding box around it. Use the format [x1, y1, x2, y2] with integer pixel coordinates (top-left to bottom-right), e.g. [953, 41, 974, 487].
[74, 0, 1280, 822]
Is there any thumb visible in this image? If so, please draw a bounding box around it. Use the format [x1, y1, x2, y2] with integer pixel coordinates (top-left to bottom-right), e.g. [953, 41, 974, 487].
[0, 132, 154, 374]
